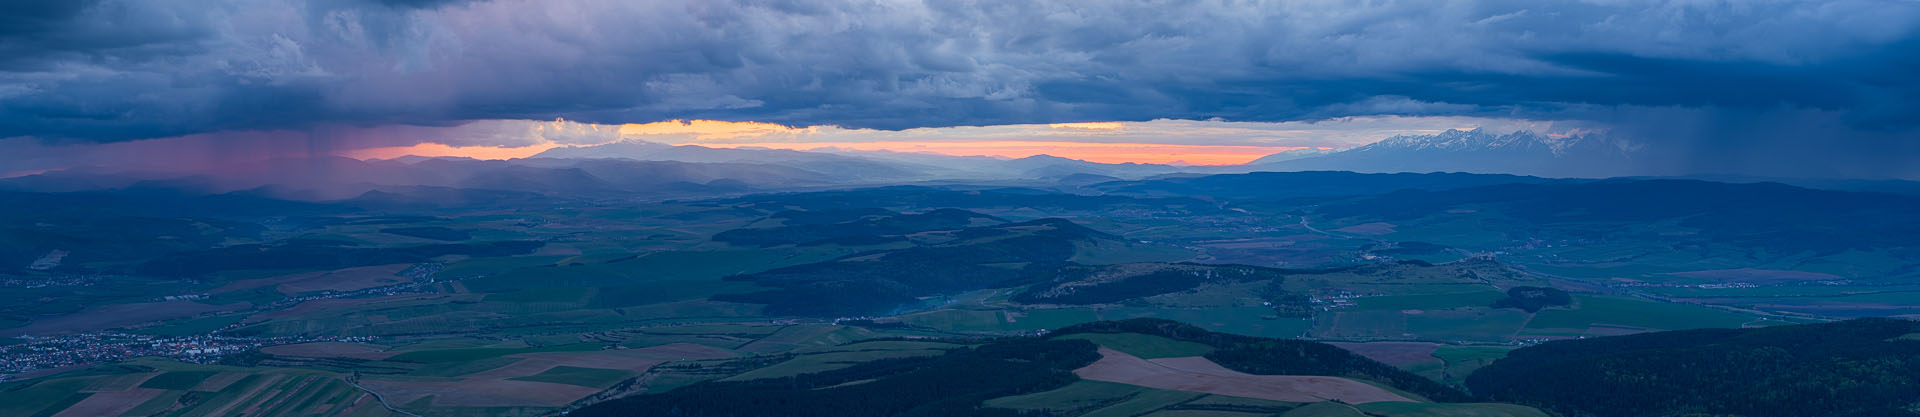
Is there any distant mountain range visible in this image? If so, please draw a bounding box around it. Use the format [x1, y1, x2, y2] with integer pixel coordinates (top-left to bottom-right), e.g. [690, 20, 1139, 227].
[528, 129, 1667, 181]
[0, 146, 1191, 204]
[10, 130, 1917, 202]
[0, 156, 838, 203]
[1250, 129, 1642, 178]
[536, 140, 1192, 181]
[1245, 148, 1338, 164]
[532, 141, 933, 181]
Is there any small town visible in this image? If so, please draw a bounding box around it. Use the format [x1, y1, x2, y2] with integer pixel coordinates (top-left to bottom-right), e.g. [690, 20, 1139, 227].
[0, 332, 369, 381]
[1611, 281, 1762, 289]
[1310, 289, 1388, 310]
[0, 273, 113, 289]
[250, 262, 452, 311]
[0, 264, 451, 381]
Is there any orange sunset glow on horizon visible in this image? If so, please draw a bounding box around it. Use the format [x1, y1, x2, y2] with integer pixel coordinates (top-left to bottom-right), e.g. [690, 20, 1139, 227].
[618, 119, 808, 139]
[701, 141, 1300, 165]
[344, 142, 563, 160]
[337, 119, 1312, 165]
[343, 138, 1297, 165]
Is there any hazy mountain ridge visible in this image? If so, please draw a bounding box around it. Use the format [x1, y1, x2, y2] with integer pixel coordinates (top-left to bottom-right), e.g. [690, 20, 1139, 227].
[9, 131, 1915, 208]
[1252, 128, 1643, 178]
[532, 140, 935, 181]
[1087, 171, 1564, 200]
[1312, 179, 1920, 271]
[0, 156, 842, 201]
[538, 140, 1199, 180]
[1246, 147, 1339, 164]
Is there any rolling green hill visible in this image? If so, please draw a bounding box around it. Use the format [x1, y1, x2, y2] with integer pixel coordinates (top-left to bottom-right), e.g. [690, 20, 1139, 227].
[1467, 318, 1920, 417]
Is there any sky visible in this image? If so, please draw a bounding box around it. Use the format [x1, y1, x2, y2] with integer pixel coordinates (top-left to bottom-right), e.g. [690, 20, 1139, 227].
[336, 116, 1563, 165]
[2, 0, 1918, 177]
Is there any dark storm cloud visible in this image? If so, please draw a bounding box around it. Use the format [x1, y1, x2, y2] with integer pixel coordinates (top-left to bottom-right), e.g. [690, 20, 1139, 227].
[1, 0, 1917, 174]
[361, 0, 478, 8]
[0, 2, 97, 37]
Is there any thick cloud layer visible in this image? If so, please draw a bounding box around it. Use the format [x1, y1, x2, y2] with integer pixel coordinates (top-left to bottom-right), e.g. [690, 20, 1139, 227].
[2, 0, 1918, 177]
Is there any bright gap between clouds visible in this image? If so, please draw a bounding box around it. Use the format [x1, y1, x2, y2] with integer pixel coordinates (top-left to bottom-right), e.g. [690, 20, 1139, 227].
[342, 116, 1561, 165]
[704, 141, 1303, 165]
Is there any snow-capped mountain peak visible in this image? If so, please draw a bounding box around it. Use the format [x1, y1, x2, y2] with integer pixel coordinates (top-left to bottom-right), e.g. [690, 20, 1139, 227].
[1251, 129, 1640, 177]
[1358, 129, 1605, 156]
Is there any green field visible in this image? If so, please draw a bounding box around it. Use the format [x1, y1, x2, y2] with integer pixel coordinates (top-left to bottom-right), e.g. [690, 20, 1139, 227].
[133, 315, 249, 337]
[569, 248, 865, 283]
[139, 370, 219, 389]
[1071, 241, 1199, 265]
[1433, 346, 1510, 364]
[508, 366, 635, 388]
[735, 325, 880, 353]
[900, 309, 1020, 332]
[722, 340, 960, 381]
[1356, 402, 1551, 417]
[984, 380, 1151, 411]
[1404, 309, 1531, 342]
[1103, 307, 1312, 338]
[1, 359, 379, 417]
[409, 357, 521, 377]
[1080, 391, 1271, 416]
[0, 377, 93, 417]
[386, 342, 606, 363]
[1314, 310, 1404, 339]
[900, 308, 1103, 333]
[1431, 346, 1512, 384]
[986, 380, 1208, 417]
[723, 348, 950, 381]
[1350, 291, 1506, 311]
[1525, 295, 1756, 332]
[483, 287, 594, 303]
[587, 280, 768, 308]
[1281, 402, 1369, 417]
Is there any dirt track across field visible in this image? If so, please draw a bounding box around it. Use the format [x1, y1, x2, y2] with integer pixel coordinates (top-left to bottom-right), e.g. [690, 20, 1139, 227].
[1074, 347, 1416, 404]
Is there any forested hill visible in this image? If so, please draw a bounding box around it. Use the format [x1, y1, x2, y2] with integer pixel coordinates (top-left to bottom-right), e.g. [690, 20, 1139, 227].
[1466, 318, 1920, 417]
[570, 319, 1490, 417]
[568, 338, 1098, 417]
[1055, 319, 1473, 403]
